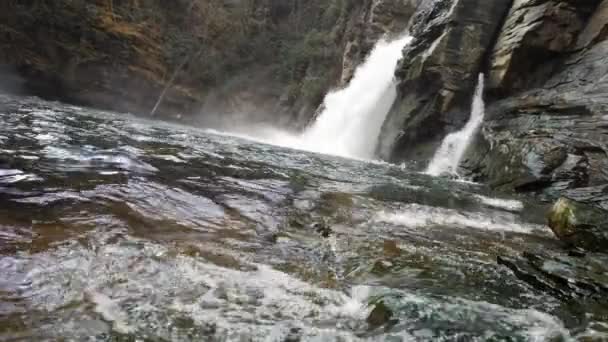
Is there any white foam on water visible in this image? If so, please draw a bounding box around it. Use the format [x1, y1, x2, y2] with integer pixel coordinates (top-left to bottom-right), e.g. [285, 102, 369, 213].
[374, 203, 545, 234]
[18, 232, 575, 341]
[426, 73, 486, 177]
[87, 290, 135, 334]
[474, 194, 525, 212]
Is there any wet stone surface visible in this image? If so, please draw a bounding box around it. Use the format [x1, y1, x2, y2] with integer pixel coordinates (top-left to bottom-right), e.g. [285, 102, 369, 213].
[0, 95, 607, 341]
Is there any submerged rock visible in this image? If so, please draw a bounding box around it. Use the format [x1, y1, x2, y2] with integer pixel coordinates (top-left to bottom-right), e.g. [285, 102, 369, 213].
[548, 198, 608, 252]
[312, 221, 333, 238]
[371, 260, 395, 275]
[367, 300, 394, 328]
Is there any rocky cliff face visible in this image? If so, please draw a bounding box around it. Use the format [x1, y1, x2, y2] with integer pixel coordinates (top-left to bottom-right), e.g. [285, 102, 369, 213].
[378, 0, 512, 162]
[0, 1, 203, 117]
[463, 0, 608, 211]
[382, 0, 608, 207]
[381, 0, 608, 249]
[0, 0, 418, 128]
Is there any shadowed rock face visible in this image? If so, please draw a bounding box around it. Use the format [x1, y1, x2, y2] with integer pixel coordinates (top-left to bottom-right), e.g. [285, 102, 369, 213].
[378, 0, 512, 164]
[487, 0, 601, 96]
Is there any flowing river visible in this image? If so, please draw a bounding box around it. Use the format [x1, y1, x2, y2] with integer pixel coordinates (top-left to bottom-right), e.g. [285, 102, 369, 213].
[1, 95, 608, 341]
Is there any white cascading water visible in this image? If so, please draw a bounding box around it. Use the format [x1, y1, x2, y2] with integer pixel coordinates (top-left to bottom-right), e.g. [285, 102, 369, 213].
[245, 35, 413, 160]
[297, 35, 413, 159]
[426, 73, 486, 177]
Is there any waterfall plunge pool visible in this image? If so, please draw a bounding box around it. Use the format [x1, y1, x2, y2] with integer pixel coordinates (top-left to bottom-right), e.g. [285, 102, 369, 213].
[1, 94, 607, 341]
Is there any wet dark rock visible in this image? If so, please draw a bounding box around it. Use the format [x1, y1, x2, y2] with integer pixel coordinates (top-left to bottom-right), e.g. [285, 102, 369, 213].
[367, 301, 394, 328]
[548, 198, 608, 252]
[371, 260, 394, 275]
[383, 240, 402, 257]
[498, 255, 570, 300]
[283, 326, 302, 342]
[312, 222, 332, 238]
[568, 248, 588, 258]
[379, 0, 512, 163]
[498, 250, 608, 302]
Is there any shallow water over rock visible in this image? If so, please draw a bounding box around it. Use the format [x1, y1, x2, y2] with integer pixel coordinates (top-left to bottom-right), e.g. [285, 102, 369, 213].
[0, 95, 607, 341]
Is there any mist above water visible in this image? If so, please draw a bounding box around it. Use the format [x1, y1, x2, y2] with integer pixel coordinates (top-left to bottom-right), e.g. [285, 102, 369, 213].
[426, 74, 486, 177]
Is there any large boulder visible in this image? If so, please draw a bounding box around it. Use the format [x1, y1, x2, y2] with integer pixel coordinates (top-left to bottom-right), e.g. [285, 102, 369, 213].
[462, 0, 608, 207]
[548, 198, 608, 252]
[378, 0, 512, 164]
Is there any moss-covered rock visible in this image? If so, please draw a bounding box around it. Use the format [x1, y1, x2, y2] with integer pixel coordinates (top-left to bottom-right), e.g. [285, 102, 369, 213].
[548, 198, 608, 252]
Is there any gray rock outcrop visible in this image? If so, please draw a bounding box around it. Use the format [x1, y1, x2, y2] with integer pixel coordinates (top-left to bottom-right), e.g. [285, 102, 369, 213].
[463, 0, 608, 212]
[378, 0, 513, 163]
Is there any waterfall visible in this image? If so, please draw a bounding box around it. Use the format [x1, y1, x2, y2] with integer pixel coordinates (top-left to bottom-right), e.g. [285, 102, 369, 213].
[297, 35, 413, 159]
[247, 35, 413, 160]
[426, 73, 486, 177]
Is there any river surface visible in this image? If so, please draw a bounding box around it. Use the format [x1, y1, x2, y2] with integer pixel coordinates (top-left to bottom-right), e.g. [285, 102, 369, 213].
[1, 95, 607, 341]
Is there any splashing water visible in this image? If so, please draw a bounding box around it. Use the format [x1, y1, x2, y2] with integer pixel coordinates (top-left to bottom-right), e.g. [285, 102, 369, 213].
[298, 35, 413, 159]
[243, 35, 413, 160]
[426, 74, 486, 177]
